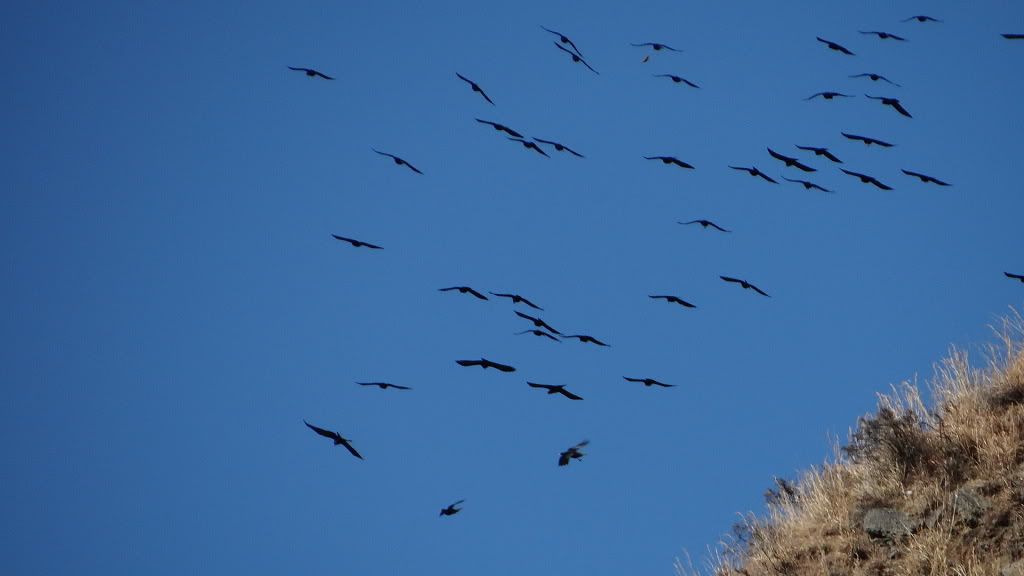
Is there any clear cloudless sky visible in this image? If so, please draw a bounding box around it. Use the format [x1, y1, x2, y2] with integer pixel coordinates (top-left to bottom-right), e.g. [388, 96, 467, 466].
[2, 1, 1023, 575]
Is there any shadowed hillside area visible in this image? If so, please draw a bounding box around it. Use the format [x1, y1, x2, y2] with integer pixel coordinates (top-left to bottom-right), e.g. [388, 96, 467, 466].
[690, 312, 1024, 576]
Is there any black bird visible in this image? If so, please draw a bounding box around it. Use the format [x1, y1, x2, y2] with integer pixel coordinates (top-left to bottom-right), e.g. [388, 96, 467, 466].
[303, 420, 363, 459]
[841, 168, 893, 190]
[1005, 272, 1024, 283]
[654, 74, 699, 88]
[782, 176, 833, 193]
[533, 138, 584, 158]
[331, 234, 383, 249]
[456, 73, 494, 105]
[515, 311, 561, 335]
[865, 95, 912, 118]
[439, 286, 489, 300]
[768, 148, 816, 172]
[649, 295, 697, 308]
[440, 500, 465, 517]
[455, 358, 516, 372]
[632, 42, 682, 52]
[507, 137, 550, 157]
[356, 382, 412, 391]
[796, 145, 843, 164]
[553, 42, 599, 74]
[645, 156, 695, 169]
[372, 149, 423, 174]
[841, 132, 894, 147]
[679, 219, 730, 232]
[527, 382, 583, 400]
[491, 292, 543, 310]
[902, 15, 942, 23]
[850, 73, 901, 86]
[558, 440, 589, 466]
[816, 37, 855, 55]
[860, 30, 907, 41]
[515, 329, 560, 342]
[562, 334, 609, 347]
[541, 26, 584, 57]
[288, 66, 334, 80]
[624, 376, 675, 388]
[901, 169, 950, 186]
[805, 91, 853, 100]
[475, 118, 524, 138]
[1003, 34, 1024, 40]
[720, 276, 770, 297]
[729, 165, 778, 183]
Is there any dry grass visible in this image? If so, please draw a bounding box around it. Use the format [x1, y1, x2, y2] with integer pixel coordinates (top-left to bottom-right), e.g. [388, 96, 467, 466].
[687, 311, 1024, 576]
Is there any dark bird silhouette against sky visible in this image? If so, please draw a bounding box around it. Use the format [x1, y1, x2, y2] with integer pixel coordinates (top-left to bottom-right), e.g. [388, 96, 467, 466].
[533, 138, 584, 158]
[303, 420, 363, 459]
[720, 276, 770, 297]
[331, 234, 383, 249]
[816, 37, 855, 55]
[490, 292, 543, 310]
[475, 118, 523, 138]
[805, 91, 853, 100]
[768, 148, 816, 172]
[649, 294, 697, 308]
[1005, 272, 1024, 283]
[860, 30, 907, 41]
[850, 73, 901, 86]
[439, 286, 488, 300]
[795, 145, 843, 163]
[842, 132, 894, 147]
[562, 334, 609, 347]
[558, 440, 589, 466]
[1003, 34, 1024, 40]
[515, 311, 561, 335]
[624, 376, 675, 388]
[729, 165, 778, 183]
[288, 66, 333, 80]
[456, 73, 494, 105]
[902, 15, 942, 23]
[841, 168, 893, 190]
[439, 499, 465, 517]
[645, 156, 694, 169]
[866, 95, 912, 118]
[901, 169, 950, 186]
[541, 26, 584, 57]
[654, 74, 699, 88]
[782, 176, 833, 193]
[553, 42, 599, 74]
[631, 42, 682, 52]
[515, 329, 560, 342]
[679, 219, 730, 232]
[455, 358, 516, 372]
[372, 149, 423, 174]
[356, 382, 412, 391]
[507, 137, 550, 157]
[527, 382, 584, 400]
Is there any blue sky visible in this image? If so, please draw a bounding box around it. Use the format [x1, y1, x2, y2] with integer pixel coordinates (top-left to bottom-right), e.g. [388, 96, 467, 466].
[2, 1, 1023, 574]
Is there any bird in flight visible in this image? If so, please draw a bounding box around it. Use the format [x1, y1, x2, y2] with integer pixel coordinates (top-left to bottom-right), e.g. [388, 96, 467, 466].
[455, 358, 516, 372]
[654, 74, 700, 88]
[624, 376, 675, 388]
[865, 95, 912, 118]
[553, 42, 599, 74]
[533, 138, 584, 158]
[516, 311, 561, 335]
[901, 169, 949, 186]
[439, 286, 489, 300]
[507, 137, 550, 157]
[558, 440, 589, 466]
[288, 66, 333, 80]
[720, 276, 770, 297]
[729, 165, 778, 183]
[782, 177, 833, 193]
[456, 73, 494, 105]
[816, 37, 855, 55]
[903, 15, 942, 23]
[1003, 34, 1024, 40]
[541, 25, 584, 57]
[303, 421, 363, 459]
[841, 169, 893, 190]
[649, 295, 697, 308]
[645, 156, 695, 169]
[356, 382, 412, 391]
[1005, 272, 1024, 283]
[632, 42, 682, 52]
[767, 148, 816, 172]
[805, 91, 853, 100]
[475, 118, 524, 139]
[372, 149, 423, 174]
[527, 382, 584, 400]
[440, 500, 465, 517]
[795, 145, 842, 164]
[562, 334, 609, 347]
[841, 132, 894, 147]
[859, 30, 907, 41]
[490, 292, 543, 310]
[679, 219, 730, 232]
[515, 329, 560, 342]
[850, 73, 901, 86]
[331, 234, 383, 249]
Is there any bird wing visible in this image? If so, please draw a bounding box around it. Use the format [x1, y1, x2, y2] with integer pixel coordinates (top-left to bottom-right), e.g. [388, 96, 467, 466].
[721, 276, 742, 284]
[671, 158, 694, 168]
[793, 160, 816, 173]
[519, 296, 542, 310]
[563, 145, 584, 158]
[331, 234, 356, 245]
[558, 452, 571, 466]
[767, 148, 790, 162]
[580, 58, 599, 74]
[631, 42, 654, 47]
[340, 439, 364, 460]
[541, 331, 560, 341]
[1005, 272, 1024, 280]
[487, 361, 516, 372]
[892, 101, 912, 117]
[439, 287, 460, 292]
[479, 89, 495, 105]
[822, 150, 842, 163]
[475, 118, 497, 128]
[537, 320, 561, 334]
[841, 168, 861, 178]
[528, 382, 554, 391]
[466, 288, 489, 300]
[314, 71, 334, 80]
[515, 310, 538, 322]
[901, 169, 924, 180]
[681, 77, 699, 88]
[649, 295, 669, 300]
[750, 284, 771, 297]
[559, 388, 584, 400]
[389, 384, 412, 390]
[456, 72, 472, 85]
[653, 381, 676, 388]
[759, 172, 779, 184]
[708, 222, 729, 232]
[456, 359, 483, 367]
[872, 179, 893, 191]
[371, 148, 396, 159]
[403, 161, 424, 174]
[304, 420, 340, 441]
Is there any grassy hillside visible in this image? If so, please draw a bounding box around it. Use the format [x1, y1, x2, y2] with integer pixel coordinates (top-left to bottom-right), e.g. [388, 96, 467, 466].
[690, 312, 1024, 576]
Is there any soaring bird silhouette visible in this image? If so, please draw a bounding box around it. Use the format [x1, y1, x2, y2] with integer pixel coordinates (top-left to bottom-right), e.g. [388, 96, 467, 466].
[562, 334, 609, 347]
[439, 286, 489, 300]
[645, 156, 695, 169]
[729, 165, 778, 183]
[558, 440, 589, 466]
[679, 219, 730, 232]
[515, 311, 561, 335]
[507, 137, 550, 157]
[902, 15, 942, 23]
[842, 132, 894, 147]
[901, 169, 950, 186]
[654, 74, 700, 88]
[490, 292, 543, 310]
[541, 26, 584, 56]
[841, 169, 893, 190]
[331, 234, 383, 249]
[515, 329, 560, 342]
[796, 145, 843, 163]
[768, 148, 816, 172]
[456, 73, 494, 105]
[850, 73, 901, 86]
[624, 376, 675, 388]
[1005, 272, 1024, 283]
[1003, 34, 1024, 40]
[553, 42, 599, 74]
[816, 37, 855, 55]
[866, 95, 912, 118]
[860, 30, 907, 41]
[527, 382, 584, 400]
[455, 358, 516, 372]
[288, 66, 333, 79]
[356, 382, 412, 391]
[649, 295, 697, 308]
[782, 176, 833, 193]
[440, 500, 465, 517]
[372, 149, 423, 174]
[533, 138, 584, 158]
[632, 42, 682, 52]
[475, 118, 523, 138]
[303, 421, 363, 459]
[720, 276, 770, 297]
[805, 91, 853, 100]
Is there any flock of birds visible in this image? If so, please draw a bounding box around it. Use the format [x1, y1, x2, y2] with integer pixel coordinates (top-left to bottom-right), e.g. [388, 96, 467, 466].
[294, 16, 1024, 520]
